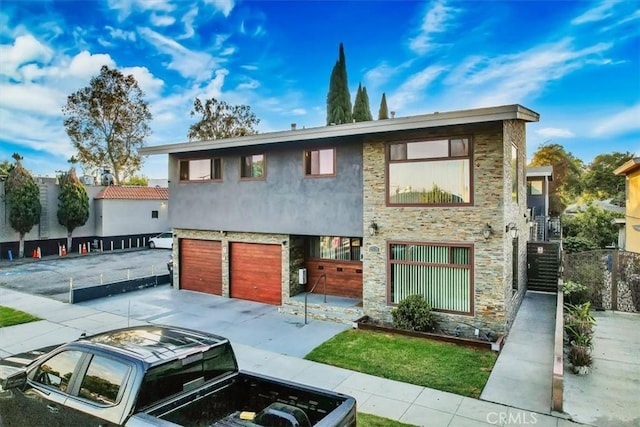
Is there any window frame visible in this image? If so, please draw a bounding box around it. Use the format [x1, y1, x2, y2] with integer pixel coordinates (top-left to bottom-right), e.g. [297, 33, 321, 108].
[386, 136, 473, 207]
[151, 210, 159, 219]
[527, 180, 543, 196]
[179, 158, 223, 182]
[386, 240, 474, 315]
[511, 143, 518, 203]
[305, 236, 362, 262]
[240, 153, 266, 180]
[303, 148, 337, 178]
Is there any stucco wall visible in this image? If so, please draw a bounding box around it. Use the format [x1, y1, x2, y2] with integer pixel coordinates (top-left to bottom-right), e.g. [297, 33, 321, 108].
[168, 139, 363, 237]
[362, 121, 529, 336]
[625, 168, 640, 253]
[0, 179, 101, 243]
[97, 199, 169, 236]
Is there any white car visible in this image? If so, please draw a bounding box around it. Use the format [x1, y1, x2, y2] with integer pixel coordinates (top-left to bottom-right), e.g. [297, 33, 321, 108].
[149, 232, 173, 249]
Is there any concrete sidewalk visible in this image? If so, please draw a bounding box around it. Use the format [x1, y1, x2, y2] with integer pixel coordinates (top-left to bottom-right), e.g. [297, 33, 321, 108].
[481, 292, 556, 414]
[0, 287, 581, 426]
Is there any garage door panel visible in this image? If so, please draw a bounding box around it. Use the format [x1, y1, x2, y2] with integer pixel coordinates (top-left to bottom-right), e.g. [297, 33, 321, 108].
[230, 243, 281, 305]
[180, 239, 222, 295]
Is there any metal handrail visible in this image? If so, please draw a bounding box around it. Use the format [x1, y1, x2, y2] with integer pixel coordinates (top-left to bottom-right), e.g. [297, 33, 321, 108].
[304, 273, 327, 325]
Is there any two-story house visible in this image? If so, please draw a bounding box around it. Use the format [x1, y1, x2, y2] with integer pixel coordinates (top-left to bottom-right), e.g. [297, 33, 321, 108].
[141, 104, 539, 337]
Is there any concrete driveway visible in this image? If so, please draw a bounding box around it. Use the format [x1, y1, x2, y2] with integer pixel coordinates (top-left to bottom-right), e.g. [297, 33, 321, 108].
[563, 310, 640, 426]
[0, 250, 170, 302]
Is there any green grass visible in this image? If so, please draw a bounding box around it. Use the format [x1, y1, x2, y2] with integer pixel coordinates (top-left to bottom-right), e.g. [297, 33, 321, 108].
[305, 329, 496, 398]
[0, 306, 41, 327]
[357, 413, 415, 427]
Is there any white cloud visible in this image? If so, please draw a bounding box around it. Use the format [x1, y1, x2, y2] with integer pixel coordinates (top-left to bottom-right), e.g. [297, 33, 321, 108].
[0, 83, 66, 115]
[150, 13, 175, 27]
[236, 79, 259, 90]
[122, 65, 165, 99]
[107, 0, 175, 21]
[66, 51, 116, 79]
[0, 107, 73, 157]
[241, 64, 258, 71]
[409, 0, 460, 55]
[445, 38, 613, 107]
[571, 0, 619, 25]
[0, 34, 53, 81]
[364, 61, 404, 88]
[138, 27, 220, 81]
[592, 104, 640, 136]
[204, 0, 235, 17]
[387, 65, 446, 112]
[536, 127, 575, 138]
[179, 6, 199, 39]
[291, 108, 306, 116]
[105, 26, 137, 41]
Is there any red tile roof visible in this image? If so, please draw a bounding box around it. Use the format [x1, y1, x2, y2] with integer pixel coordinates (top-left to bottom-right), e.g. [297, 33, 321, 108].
[95, 186, 168, 200]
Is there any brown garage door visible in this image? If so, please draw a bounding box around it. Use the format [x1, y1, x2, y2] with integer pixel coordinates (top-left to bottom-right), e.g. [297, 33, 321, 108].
[230, 243, 282, 305]
[180, 239, 222, 295]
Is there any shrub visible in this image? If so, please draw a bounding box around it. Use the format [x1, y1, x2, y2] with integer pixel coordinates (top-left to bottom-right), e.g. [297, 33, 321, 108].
[568, 344, 592, 368]
[564, 280, 589, 305]
[563, 236, 599, 254]
[391, 294, 435, 332]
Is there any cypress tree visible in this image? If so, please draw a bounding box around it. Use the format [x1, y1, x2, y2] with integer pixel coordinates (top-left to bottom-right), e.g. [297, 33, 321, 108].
[378, 92, 389, 120]
[6, 153, 41, 258]
[326, 43, 352, 125]
[353, 83, 373, 122]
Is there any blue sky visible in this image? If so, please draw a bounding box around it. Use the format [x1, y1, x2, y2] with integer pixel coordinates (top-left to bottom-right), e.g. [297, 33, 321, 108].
[1, 0, 638, 179]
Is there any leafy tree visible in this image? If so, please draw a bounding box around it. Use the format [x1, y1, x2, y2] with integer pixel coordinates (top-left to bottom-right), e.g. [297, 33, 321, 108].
[188, 97, 260, 141]
[378, 92, 389, 120]
[0, 159, 13, 181]
[352, 83, 373, 122]
[562, 204, 623, 249]
[5, 153, 41, 258]
[57, 168, 90, 251]
[63, 65, 152, 185]
[123, 175, 149, 186]
[529, 143, 584, 214]
[582, 152, 633, 203]
[326, 43, 352, 125]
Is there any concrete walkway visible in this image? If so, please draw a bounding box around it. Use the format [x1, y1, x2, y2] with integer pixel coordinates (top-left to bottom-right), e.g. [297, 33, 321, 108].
[0, 286, 581, 426]
[481, 292, 557, 414]
[563, 310, 640, 427]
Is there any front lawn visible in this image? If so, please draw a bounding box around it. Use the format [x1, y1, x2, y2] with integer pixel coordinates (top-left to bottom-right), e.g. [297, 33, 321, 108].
[358, 413, 415, 427]
[0, 306, 41, 327]
[305, 329, 496, 398]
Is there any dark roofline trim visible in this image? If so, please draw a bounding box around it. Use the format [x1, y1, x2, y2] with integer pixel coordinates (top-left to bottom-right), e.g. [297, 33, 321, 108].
[140, 104, 539, 156]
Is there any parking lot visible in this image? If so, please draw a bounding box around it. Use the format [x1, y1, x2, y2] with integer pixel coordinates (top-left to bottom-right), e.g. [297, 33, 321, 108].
[0, 249, 170, 302]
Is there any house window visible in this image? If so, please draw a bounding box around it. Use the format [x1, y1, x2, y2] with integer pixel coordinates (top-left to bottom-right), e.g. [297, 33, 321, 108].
[304, 148, 335, 176]
[151, 210, 159, 219]
[389, 242, 472, 314]
[179, 158, 222, 181]
[387, 138, 471, 205]
[527, 180, 543, 195]
[241, 154, 265, 179]
[307, 236, 361, 261]
[511, 144, 518, 202]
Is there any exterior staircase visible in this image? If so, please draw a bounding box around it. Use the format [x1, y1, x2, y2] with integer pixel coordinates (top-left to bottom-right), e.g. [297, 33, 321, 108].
[279, 293, 364, 325]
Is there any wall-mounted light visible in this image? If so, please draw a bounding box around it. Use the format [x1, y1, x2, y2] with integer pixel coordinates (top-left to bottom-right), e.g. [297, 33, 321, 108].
[506, 222, 518, 239]
[482, 223, 493, 240]
[368, 221, 379, 236]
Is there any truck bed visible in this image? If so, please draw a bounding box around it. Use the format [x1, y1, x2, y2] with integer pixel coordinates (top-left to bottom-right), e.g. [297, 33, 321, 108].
[147, 371, 355, 427]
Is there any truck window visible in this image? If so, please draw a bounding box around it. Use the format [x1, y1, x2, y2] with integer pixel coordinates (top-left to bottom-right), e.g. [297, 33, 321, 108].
[136, 343, 236, 410]
[78, 355, 131, 406]
[34, 350, 83, 393]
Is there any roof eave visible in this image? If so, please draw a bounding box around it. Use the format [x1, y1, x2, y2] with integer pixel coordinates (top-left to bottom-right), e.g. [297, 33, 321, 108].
[140, 104, 540, 156]
[614, 158, 640, 176]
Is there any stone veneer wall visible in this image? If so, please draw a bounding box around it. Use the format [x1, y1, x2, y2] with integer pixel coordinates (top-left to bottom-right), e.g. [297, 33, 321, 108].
[171, 228, 292, 301]
[289, 236, 306, 296]
[502, 120, 528, 331]
[362, 121, 529, 337]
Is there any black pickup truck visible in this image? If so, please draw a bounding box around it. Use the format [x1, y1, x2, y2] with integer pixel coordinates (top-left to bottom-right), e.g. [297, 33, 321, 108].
[0, 325, 356, 426]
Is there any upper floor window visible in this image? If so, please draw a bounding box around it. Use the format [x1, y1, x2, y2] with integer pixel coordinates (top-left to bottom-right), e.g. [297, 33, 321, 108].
[241, 154, 265, 179]
[304, 148, 335, 176]
[180, 158, 222, 181]
[527, 180, 543, 195]
[387, 138, 471, 206]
